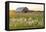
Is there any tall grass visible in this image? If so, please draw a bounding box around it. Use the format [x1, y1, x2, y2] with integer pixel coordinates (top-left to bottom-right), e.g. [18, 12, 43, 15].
[9, 11, 44, 29]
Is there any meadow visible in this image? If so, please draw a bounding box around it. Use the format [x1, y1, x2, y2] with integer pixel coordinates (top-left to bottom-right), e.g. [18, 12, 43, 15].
[9, 11, 44, 29]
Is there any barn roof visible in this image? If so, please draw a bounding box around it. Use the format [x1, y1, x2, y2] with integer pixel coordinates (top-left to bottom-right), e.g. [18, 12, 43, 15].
[16, 7, 27, 12]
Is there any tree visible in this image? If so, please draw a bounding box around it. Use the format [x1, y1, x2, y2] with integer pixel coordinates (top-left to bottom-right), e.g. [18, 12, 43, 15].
[9, 10, 16, 18]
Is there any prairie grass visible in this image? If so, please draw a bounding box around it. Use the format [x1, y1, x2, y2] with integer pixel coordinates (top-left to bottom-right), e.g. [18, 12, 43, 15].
[9, 11, 44, 29]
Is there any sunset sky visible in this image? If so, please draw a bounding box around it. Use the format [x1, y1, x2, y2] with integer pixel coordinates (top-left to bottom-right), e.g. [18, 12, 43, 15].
[9, 3, 44, 11]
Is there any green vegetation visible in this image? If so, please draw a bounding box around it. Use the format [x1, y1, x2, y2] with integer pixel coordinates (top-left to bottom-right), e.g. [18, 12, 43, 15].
[9, 11, 44, 29]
